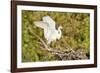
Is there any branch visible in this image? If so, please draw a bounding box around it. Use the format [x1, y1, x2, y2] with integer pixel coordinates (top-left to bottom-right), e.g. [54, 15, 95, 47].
[28, 26, 88, 60]
[28, 26, 62, 52]
[28, 26, 49, 50]
[28, 26, 66, 59]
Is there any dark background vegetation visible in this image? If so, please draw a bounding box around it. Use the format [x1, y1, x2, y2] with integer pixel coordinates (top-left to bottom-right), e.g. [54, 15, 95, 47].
[22, 10, 90, 62]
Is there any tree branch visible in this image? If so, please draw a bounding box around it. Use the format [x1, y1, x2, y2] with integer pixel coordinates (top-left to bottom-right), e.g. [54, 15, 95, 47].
[28, 26, 88, 60]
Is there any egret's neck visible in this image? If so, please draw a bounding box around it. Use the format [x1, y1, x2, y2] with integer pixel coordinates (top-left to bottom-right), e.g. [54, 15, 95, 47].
[58, 27, 61, 34]
[57, 27, 62, 39]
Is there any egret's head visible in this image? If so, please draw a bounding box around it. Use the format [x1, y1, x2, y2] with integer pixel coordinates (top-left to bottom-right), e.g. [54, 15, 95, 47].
[57, 26, 62, 39]
[58, 26, 62, 34]
[58, 26, 63, 29]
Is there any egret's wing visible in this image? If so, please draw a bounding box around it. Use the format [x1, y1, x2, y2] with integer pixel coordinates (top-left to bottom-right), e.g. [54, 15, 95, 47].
[34, 21, 48, 29]
[43, 16, 56, 30]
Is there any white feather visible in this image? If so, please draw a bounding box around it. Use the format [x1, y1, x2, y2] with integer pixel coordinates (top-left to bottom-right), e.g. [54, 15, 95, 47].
[43, 16, 56, 30]
[34, 21, 48, 29]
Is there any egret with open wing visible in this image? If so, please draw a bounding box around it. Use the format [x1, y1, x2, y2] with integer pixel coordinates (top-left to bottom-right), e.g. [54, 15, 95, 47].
[34, 16, 62, 45]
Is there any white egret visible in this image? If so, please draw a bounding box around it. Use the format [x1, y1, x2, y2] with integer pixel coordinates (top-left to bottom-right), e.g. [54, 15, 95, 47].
[34, 16, 62, 44]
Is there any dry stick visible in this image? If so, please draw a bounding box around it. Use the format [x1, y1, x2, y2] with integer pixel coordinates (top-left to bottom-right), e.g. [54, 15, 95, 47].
[28, 26, 67, 60]
[28, 27, 50, 51]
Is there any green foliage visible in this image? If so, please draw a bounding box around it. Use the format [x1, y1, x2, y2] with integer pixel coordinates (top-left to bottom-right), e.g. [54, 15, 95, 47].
[22, 10, 90, 62]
